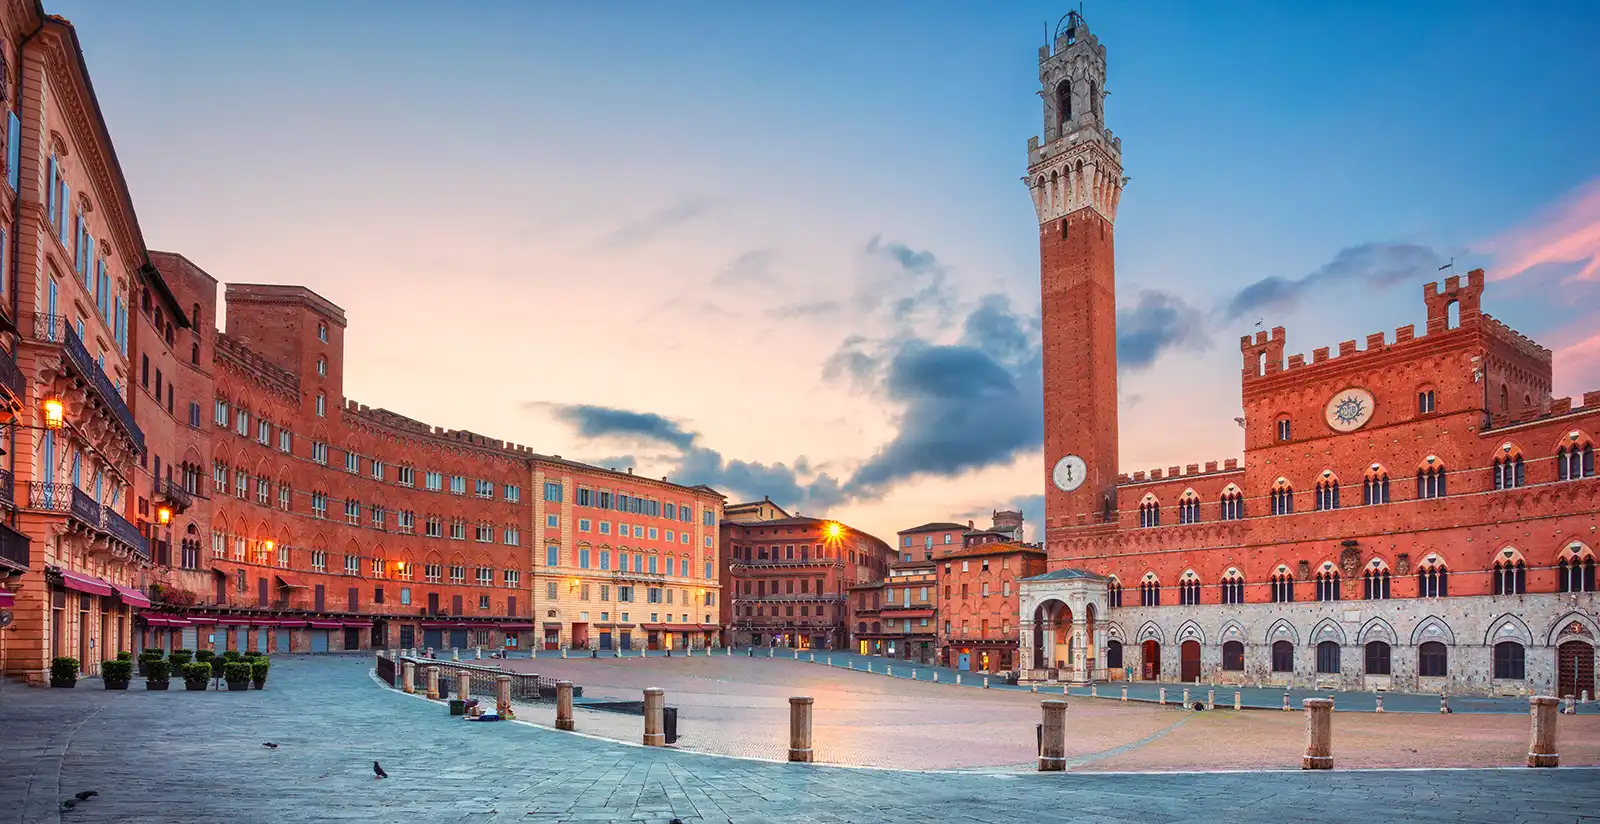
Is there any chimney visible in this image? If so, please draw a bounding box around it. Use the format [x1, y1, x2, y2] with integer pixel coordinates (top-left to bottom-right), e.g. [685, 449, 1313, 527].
[967, 519, 974, 529]
[627, 468, 633, 475]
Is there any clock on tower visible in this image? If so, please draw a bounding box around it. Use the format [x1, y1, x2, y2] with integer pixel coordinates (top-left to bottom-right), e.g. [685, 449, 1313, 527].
[1028, 11, 1124, 536]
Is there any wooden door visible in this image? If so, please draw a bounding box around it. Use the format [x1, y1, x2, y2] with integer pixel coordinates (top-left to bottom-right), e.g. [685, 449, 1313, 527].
[1558, 641, 1595, 698]
[1180, 640, 1201, 683]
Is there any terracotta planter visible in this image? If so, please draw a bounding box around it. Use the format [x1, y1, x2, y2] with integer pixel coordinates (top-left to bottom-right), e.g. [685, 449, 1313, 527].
[146, 680, 171, 691]
[226, 681, 249, 692]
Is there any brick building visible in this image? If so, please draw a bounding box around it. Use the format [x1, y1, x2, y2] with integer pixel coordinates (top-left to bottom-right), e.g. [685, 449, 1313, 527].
[723, 514, 892, 649]
[1019, 14, 1599, 697]
[939, 542, 1048, 673]
[0, 4, 162, 683]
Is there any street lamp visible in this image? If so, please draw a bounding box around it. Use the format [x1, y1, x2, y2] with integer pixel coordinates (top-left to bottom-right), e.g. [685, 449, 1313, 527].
[41, 397, 66, 430]
[157, 505, 172, 525]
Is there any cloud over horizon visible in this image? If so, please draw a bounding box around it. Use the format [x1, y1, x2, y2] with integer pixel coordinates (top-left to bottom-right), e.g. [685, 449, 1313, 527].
[1223, 242, 1442, 320]
[1480, 177, 1600, 284]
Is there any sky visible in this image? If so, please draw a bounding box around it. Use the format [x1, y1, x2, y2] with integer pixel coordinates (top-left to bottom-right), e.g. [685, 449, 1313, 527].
[55, 0, 1600, 545]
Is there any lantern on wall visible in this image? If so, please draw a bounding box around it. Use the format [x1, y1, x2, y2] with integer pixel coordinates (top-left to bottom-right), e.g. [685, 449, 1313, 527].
[157, 505, 172, 525]
[42, 397, 65, 430]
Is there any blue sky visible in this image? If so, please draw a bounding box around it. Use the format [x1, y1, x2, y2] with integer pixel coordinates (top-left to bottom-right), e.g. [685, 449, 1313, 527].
[56, 1, 1600, 543]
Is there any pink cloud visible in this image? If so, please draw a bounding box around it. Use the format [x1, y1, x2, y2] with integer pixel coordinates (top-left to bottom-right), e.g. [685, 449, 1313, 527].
[1553, 328, 1600, 399]
[1480, 178, 1600, 283]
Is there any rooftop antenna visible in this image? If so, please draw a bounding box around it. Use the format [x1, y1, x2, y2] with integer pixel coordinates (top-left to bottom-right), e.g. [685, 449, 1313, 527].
[1439, 257, 1455, 273]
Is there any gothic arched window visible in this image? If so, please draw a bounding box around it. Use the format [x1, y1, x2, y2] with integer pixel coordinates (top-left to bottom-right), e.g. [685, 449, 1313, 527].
[1056, 79, 1072, 123]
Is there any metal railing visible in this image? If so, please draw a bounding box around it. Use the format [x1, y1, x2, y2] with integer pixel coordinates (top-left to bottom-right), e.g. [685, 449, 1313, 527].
[730, 558, 844, 571]
[29, 313, 145, 454]
[0, 346, 22, 404]
[0, 468, 13, 509]
[103, 506, 150, 560]
[28, 481, 102, 530]
[392, 655, 574, 702]
[0, 522, 29, 570]
[160, 478, 194, 511]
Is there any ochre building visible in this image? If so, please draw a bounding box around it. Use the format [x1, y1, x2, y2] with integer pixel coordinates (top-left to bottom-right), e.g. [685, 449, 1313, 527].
[1019, 14, 1598, 697]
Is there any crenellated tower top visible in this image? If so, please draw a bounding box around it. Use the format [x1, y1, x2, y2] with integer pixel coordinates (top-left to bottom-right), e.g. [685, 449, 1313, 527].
[1026, 10, 1124, 225]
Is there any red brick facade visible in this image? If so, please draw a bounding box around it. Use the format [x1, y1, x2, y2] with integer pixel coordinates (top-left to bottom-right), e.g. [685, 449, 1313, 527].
[938, 543, 1048, 672]
[723, 516, 893, 650]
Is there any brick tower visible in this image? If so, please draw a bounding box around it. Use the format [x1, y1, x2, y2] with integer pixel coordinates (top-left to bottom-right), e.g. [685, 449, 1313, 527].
[1028, 12, 1124, 542]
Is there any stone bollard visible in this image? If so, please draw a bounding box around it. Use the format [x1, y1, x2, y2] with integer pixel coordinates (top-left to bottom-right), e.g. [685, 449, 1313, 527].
[1282, 692, 1291, 711]
[426, 647, 434, 659]
[1182, 688, 1190, 707]
[849, 661, 855, 671]
[452, 648, 460, 661]
[457, 671, 471, 702]
[1122, 687, 1128, 702]
[868, 662, 874, 673]
[1234, 691, 1241, 710]
[809, 652, 815, 663]
[556, 681, 575, 731]
[1091, 684, 1097, 698]
[1031, 684, 1038, 693]
[425, 667, 440, 700]
[887, 664, 893, 677]
[793, 649, 798, 660]
[788, 696, 815, 763]
[957, 673, 964, 686]
[643, 687, 666, 746]
[475, 646, 482, 659]
[1207, 689, 1215, 710]
[1440, 695, 1451, 714]
[1375, 694, 1384, 713]
[402, 661, 416, 694]
[932, 671, 938, 683]
[1038, 700, 1068, 772]
[562, 648, 568, 659]
[827, 657, 833, 666]
[984, 676, 990, 689]
[1301, 698, 1333, 770]
[1528, 696, 1559, 767]
[1584, 690, 1592, 703]
[496, 675, 513, 719]
[1159, 688, 1166, 706]
[1564, 697, 1576, 715]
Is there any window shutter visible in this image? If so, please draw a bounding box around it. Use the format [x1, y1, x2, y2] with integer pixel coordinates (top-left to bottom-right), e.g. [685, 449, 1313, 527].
[5, 113, 18, 191]
[46, 156, 56, 225]
[59, 182, 70, 245]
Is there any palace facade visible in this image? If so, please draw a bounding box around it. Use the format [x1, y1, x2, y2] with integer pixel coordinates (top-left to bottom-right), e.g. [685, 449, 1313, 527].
[1020, 13, 1598, 698]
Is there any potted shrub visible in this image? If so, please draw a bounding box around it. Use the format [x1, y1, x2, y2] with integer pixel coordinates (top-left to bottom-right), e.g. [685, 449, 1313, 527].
[118, 650, 134, 661]
[182, 661, 211, 691]
[210, 655, 228, 682]
[250, 658, 270, 689]
[145, 658, 172, 690]
[169, 649, 194, 668]
[223, 662, 252, 691]
[50, 657, 79, 688]
[101, 659, 133, 690]
[222, 650, 243, 663]
[137, 651, 163, 678]
[195, 649, 215, 666]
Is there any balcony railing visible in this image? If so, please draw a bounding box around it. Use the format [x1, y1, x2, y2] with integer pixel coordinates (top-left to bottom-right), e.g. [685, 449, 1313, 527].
[29, 313, 145, 454]
[0, 345, 23, 406]
[103, 506, 150, 560]
[0, 521, 29, 570]
[158, 478, 194, 512]
[0, 468, 13, 509]
[28, 482, 102, 530]
[730, 558, 843, 571]
[611, 569, 667, 582]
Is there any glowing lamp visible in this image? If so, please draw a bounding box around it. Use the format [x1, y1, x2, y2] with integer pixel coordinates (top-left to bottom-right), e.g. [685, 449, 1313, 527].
[263, 540, 275, 552]
[156, 506, 172, 525]
[42, 398, 65, 430]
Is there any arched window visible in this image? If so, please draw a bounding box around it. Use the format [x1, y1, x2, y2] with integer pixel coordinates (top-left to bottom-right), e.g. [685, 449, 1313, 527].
[1270, 480, 1294, 515]
[1492, 548, 1526, 595]
[1222, 640, 1244, 671]
[1139, 574, 1161, 607]
[1557, 543, 1597, 593]
[1178, 571, 1201, 606]
[1498, 383, 1509, 411]
[1271, 640, 1294, 673]
[1417, 555, 1449, 598]
[1558, 439, 1596, 480]
[1276, 417, 1292, 441]
[1269, 567, 1294, 603]
[1416, 388, 1435, 414]
[1315, 641, 1340, 674]
[1107, 577, 1124, 607]
[1088, 78, 1100, 121]
[1416, 458, 1447, 499]
[1492, 448, 1525, 489]
[1314, 565, 1340, 602]
[1362, 466, 1391, 505]
[1314, 475, 1340, 510]
[1493, 641, 1526, 680]
[1138, 496, 1161, 528]
[1362, 561, 1391, 600]
[1364, 641, 1391, 675]
[1417, 641, 1448, 678]
[1177, 491, 1201, 524]
[1056, 79, 1072, 123]
[1220, 569, 1245, 604]
[1219, 486, 1244, 521]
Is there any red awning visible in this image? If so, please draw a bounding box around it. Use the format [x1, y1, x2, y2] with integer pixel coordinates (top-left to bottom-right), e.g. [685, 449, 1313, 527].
[499, 622, 534, 630]
[59, 569, 114, 597]
[275, 573, 308, 589]
[642, 623, 710, 632]
[0, 591, 13, 608]
[142, 615, 192, 627]
[216, 615, 253, 625]
[307, 620, 343, 629]
[250, 618, 280, 627]
[341, 620, 373, 628]
[882, 609, 935, 619]
[111, 583, 152, 609]
[276, 619, 307, 627]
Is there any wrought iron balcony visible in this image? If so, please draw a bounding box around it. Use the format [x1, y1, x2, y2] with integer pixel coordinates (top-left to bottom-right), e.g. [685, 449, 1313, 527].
[0, 468, 13, 509]
[730, 557, 843, 571]
[611, 569, 667, 583]
[103, 506, 149, 560]
[28, 482, 102, 530]
[157, 478, 194, 513]
[0, 345, 23, 410]
[0, 521, 29, 571]
[29, 313, 145, 455]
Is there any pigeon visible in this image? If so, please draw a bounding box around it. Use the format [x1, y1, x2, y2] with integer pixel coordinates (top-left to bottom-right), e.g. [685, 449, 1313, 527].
[61, 799, 76, 810]
[263, 743, 279, 748]
[373, 760, 388, 779]
[74, 791, 98, 800]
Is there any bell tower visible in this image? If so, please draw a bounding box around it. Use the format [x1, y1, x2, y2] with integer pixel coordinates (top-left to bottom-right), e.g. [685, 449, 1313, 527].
[1029, 11, 1124, 541]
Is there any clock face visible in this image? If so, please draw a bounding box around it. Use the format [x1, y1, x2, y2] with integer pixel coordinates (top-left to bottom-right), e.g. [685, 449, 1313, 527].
[1052, 455, 1087, 492]
[1325, 387, 1376, 433]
